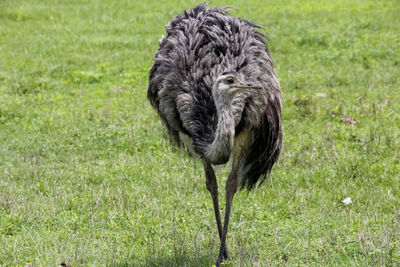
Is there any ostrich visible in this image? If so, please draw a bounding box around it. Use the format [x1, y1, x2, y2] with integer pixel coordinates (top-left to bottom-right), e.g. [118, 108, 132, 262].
[148, 3, 282, 265]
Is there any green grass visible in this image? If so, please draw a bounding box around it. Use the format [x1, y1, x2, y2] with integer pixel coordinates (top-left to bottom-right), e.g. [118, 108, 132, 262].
[1, 0, 399, 266]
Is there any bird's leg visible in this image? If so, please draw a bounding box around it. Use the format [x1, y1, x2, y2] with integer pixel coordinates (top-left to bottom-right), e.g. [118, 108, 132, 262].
[216, 161, 239, 266]
[202, 160, 229, 260]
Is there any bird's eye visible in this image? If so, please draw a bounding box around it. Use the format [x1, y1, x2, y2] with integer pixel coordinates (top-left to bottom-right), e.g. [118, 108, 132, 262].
[226, 78, 234, 84]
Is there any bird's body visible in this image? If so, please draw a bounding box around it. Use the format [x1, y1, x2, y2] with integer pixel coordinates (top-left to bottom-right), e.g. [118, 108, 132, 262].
[148, 3, 282, 265]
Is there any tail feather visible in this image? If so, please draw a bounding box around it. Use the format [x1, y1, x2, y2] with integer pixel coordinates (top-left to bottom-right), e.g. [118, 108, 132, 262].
[239, 97, 282, 190]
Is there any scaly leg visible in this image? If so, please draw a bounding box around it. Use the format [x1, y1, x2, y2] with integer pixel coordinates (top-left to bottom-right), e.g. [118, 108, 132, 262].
[202, 160, 229, 260]
[216, 161, 239, 266]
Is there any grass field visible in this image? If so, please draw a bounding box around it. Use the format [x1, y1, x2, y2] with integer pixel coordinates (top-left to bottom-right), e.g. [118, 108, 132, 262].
[1, 0, 400, 266]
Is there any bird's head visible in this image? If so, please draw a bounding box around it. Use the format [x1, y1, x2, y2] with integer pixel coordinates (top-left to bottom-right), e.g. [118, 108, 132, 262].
[214, 71, 263, 99]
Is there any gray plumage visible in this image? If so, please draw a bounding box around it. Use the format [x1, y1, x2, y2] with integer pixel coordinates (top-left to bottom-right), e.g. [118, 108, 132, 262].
[148, 3, 282, 265]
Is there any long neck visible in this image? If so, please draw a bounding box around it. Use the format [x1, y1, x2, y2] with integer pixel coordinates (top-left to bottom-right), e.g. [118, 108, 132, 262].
[204, 94, 235, 164]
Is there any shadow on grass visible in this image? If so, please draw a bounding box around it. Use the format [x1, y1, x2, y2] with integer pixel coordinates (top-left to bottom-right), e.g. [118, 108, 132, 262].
[110, 251, 216, 267]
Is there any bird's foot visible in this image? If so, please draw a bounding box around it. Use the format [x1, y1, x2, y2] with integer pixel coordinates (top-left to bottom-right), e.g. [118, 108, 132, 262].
[215, 257, 231, 267]
[215, 245, 230, 266]
[223, 248, 230, 260]
[215, 257, 222, 267]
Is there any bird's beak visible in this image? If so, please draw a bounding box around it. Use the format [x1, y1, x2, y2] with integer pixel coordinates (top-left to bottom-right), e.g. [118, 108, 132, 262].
[235, 80, 263, 90]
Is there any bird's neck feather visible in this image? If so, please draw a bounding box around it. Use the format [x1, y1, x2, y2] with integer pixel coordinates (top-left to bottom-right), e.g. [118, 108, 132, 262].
[204, 94, 235, 164]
